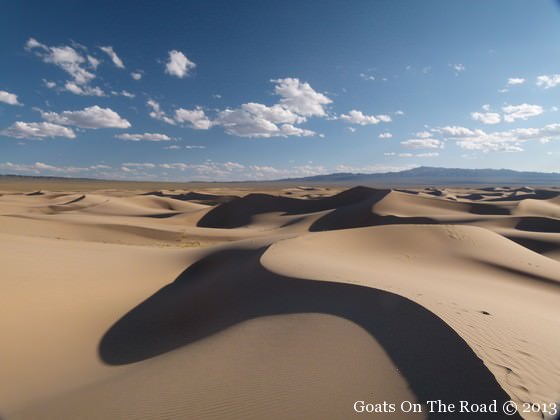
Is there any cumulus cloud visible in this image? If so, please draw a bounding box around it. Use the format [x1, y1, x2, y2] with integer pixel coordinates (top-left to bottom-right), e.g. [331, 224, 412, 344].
[115, 133, 172, 141]
[436, 123, 560, 152]
[378, 132, 392, 139]
[175, 107, 213, 129]
[415, 131, 432, 138]
[1, 122, 76, 139]
[131, 72, 142, 80]
[212, 79, 328, 138]
[165, 50, 196, 78]
[507, 77, 525, 86]
[471, 111, 501, 124]
[26, 38, 95, 85]
[340, 110, 391, 125]
[217, 107, 314, 138]
[401, 138, 443, 149]
[536, 74, 560, 89]
[502, 103, 543, 122]
[145, 78, 328, 138]
[99, 46, 124, 68]
[41, 105, 131, 129]
[272, 78, 331, 117]
[0, 90, 22, 106]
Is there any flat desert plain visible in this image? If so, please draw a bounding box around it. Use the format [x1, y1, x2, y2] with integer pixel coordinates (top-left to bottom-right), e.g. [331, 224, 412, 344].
[1, 181, 559, 419]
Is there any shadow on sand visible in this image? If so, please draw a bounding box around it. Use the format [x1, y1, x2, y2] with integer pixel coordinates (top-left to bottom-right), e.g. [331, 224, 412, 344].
[99, 248, 517, 418]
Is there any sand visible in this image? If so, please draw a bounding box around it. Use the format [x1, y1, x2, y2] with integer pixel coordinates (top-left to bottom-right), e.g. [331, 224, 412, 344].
[0, 184, 559, 419]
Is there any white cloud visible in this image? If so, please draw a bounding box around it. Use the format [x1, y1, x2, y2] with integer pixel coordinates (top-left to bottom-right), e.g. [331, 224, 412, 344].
[507, 77, 525, 86]
[145, 78, 327, 138]
[165, 50, 196, 78]
[131, 72, 142, 80]
[87, 55, 100, 69]
[119, 90, 135, 98]
[0, 161, 111, 175]
[436, 126, 477, 137]
[536, 74, 560, 89]
[272, 78, 331, 117]
[64, 81, 105, 96]
[340, 110, 380, 125]
[502, 103, 543, 122]
[164, 145, 181, 150]
[401, 138, 443, 149]
[41, 105, 131, 129]
[26, 38, 95, 85]
[378, 132, 392, 139]
[175, 107, 213, 129]
[240, 102, 305, 125]
[0, 90, 21, 106]
[394, 110, 405, 116]
[217, 107, 315, 138]
[115, 133, 172, 141]
[25, 38, 44, 49]
[213, 80, 327, 138]
[1, 122, 76, 139]
[396, 152, 439, 158]
[416, 152, 439, 158]
[360, 73, 375, 81]
[416, 131, 432, 138]
[437, 123, 560, 152]
[185, 145, 205, 149]
[43, 80, 56, 89]
[159, 163, 189, 170]
[450, 63, 466, 74]
[347, 127, 356, 133]
[471, 111, 501, 124]
[122, 162, 157, 168]
[147, 100, 176, 125]
[99, 46, 124, 68]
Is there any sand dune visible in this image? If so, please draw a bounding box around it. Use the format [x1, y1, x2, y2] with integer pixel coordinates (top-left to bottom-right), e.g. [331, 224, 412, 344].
[1, 184, 559, 419]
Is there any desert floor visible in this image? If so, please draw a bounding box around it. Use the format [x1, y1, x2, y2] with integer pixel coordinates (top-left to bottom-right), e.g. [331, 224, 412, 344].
[0, 182, 559, 419]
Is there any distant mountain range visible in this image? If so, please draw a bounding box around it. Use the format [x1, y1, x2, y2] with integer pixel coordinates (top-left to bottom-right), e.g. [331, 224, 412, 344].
[1, 166, 560, 186]
[284, 166, 560, 186]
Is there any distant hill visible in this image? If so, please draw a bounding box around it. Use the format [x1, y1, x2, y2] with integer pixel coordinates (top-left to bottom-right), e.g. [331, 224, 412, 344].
[284, 166, 560, 186]
[1, 166, 560, 187]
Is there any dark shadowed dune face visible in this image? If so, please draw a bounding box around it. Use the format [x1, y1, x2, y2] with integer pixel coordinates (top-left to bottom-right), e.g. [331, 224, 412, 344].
[142, 190, 239, 205]
[197, 186, 391, 228]
[516, 217, 560, 233]
[99, 247, 517, 415]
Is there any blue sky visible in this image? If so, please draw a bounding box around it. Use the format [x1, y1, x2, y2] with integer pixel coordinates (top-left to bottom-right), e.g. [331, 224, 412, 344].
[1, 0, 560, 181]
